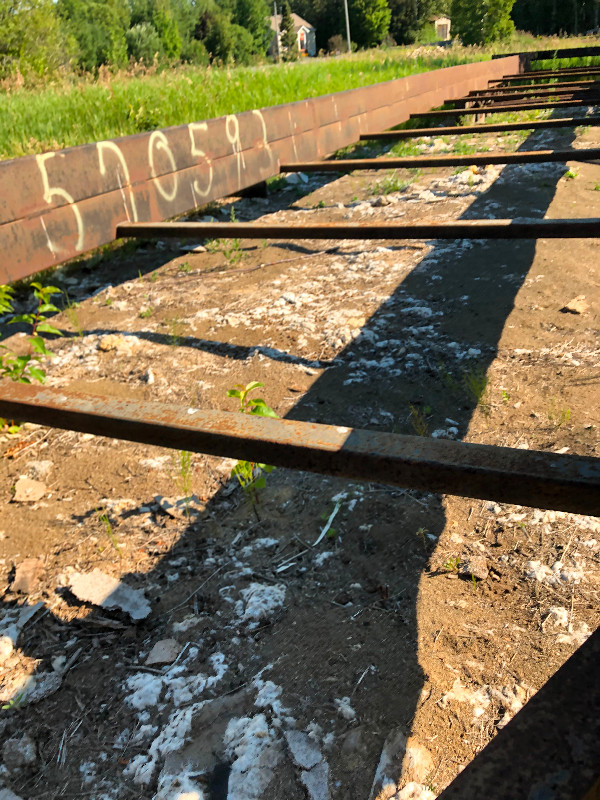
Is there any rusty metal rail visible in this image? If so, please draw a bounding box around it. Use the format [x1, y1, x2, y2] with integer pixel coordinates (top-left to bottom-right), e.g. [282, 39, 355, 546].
[468, 80, 598, 96]
[491, 67, 600, 83]
[412, 98, 599, 121]
[281, 148, 600, 173]
[0, 383, 598, 515]
[359, 117, 600, 140]
[453, 88, 599, 105]
[116, 219, 600, 241]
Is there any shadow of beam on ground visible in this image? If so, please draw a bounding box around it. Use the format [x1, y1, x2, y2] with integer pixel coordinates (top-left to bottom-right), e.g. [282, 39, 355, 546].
[0, 117, 583, 800]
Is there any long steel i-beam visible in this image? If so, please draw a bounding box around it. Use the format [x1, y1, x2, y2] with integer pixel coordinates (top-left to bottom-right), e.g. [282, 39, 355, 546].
[359, 117, 600, 140]
[0, 384, 598, 515]
[116, 219, 600, 241]
[281, 148, 600, 173]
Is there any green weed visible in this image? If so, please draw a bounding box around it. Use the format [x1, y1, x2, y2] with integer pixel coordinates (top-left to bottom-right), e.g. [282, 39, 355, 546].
[462, 364, 490, 417]
[227, 381, 277, 515]
[443, 556, 460, 573]
[97, 508, 122, 558]
[548, 400, 571, 429]
[0, 282, 62, 386]
[372, 170, 416, 195]
[178, 261, 192, 273]
[172, 450, 194, 515]
[139, 306, 154, 319]
[564, 168, 578, 180]
[408, 404, 430, 437]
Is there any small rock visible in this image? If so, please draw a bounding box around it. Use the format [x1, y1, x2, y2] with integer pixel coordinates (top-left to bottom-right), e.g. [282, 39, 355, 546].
[98, 334, 139, 355]
[0, 636, 14, 664]
[372, 195, 391, 207]
[146, 639, 181, 666]
[285, 173, 301, 184]
[69, 569, 151, 620]
[285, 730, 322, 770]
[560, 295, 588, 314]
[2, 733, 37, 772]
[370, 729, 433, 800]
[180, 244, 206, 253]
[25, 671, 63, 704]
[13, 477, 46, 503]
[143, 368, 155, 385]
[25, 460, 53, 480]
[460, 555, 489, 581]
[11, 558, 44, 594]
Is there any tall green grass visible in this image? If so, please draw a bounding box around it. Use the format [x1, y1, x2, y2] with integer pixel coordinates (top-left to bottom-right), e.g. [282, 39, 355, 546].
[1, 34, 598, 162]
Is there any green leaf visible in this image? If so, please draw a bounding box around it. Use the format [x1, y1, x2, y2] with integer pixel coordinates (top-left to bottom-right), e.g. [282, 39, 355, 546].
[27, 366, 46, 383]
[29, 336, 48, 354]
[226, 389, 242, 399]
[9, 314, 34, 325]
[37, 303, 60, 314]
[253, 476, 266, 489]
[244, 381, 264, 393]
[35, 322, 63, 336]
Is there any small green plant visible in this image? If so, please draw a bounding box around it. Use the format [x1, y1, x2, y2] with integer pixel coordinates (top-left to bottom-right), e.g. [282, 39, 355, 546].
[416, 526, 428, 550]
[373, 170, 414, 195]
[315, 200, 326, 209]
[227, 381, 278, 515]
[149, 270, 159, 283]
[0, 282, 62, 385]
[139, 306, 154, 319]
[172, 450, 194, 515]
[104, 295, 113, 306]
[97, 507, 122, 558]
[462, 364, 490, 417]
[443, 556, 460, 573]
[1, 691, 26, 711]
[178, 261, 192, 273]
[501, 389, 511, 404]
[594, 183, 600, 191]
[168, 316, 183, 346]
[408, 404, 430, 437]
[471, 574, 478, 592]
[62, 293, 84, 338]
[564, 168, 578, 180]
[548, 400, 571, 429]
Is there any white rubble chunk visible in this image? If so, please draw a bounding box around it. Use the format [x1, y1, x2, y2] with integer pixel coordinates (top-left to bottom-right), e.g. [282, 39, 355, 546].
[69, 569, 151, 620]
[300, 760, 330, 800]
[224, 714, 283, 800]
[333, 696, 356, 721]
[236, 583, 286, 624]
[284, 730, 323, 770]
[13, 476, 46, 503]
[146, 639, 182, 666]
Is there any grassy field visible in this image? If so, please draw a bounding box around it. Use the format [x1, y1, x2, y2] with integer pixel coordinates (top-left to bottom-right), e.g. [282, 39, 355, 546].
[1, 33, 599, 162]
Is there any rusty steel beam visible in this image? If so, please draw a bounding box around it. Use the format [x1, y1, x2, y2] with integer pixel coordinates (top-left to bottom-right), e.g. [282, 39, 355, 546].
[472, 81, 598, 96]
[469, 80, 597, 96]
[439, 627, 600, 800]
[454, 87, 599, 106]
[116, 219, 600, 242]
[281, 148, 600, 173]
[0, 383, 599, 515]
[411, 98, 599, 120]
[490, 68, 600, 84]
[359, 117, 600, 140]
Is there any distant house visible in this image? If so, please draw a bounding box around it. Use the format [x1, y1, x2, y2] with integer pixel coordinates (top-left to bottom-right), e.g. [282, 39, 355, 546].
[269, 12, 317, 57]
[433, 16, 451, 41]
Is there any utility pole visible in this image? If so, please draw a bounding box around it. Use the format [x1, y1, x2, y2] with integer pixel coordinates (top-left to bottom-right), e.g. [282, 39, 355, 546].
[274, 1, 281, 62]
[343, 0, 352, 52]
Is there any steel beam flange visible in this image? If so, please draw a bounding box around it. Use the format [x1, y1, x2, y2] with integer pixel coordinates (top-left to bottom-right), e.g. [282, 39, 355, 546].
[0, 384, 599, 516]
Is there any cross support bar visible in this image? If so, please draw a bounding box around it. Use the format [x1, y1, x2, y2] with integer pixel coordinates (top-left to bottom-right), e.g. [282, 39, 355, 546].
[359, 117, 600, 140]
[281, 148, 600, 173]
[0, 384, 599, 515]
[116, 219, 600, 241]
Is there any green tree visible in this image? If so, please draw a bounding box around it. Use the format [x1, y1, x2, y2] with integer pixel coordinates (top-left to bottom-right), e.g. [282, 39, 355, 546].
[451, 0, 514, 44]
[152, 0, 182, 58]
[349, 0, 391, 47]
[57, 0, 130, 70]
[280, 0, 298, 58]
[236, 0, 271, 52]
[0, 0, 73, 79]
[388, 0, 449, 44]
[126, 21, 162, 62]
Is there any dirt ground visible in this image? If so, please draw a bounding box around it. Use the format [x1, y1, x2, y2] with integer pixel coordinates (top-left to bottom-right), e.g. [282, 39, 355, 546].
[0, 112, 599, 800]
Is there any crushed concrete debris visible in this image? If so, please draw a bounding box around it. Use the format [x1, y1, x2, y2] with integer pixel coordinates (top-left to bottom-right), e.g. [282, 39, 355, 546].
[300, 760, 330, 800]
[224, 714, 283, 799]
[11, 558, 44, 594]
[12, 477, 46, 503]
[69, 569, 151, 620]
[145, 639, 182, 666]
[334, 696, 356, 721]
[459, 556, 489, 581]
[2, 733, 37, 772]
[370, 729, 433, 800]
[236, 583, 286, 626]
[560, 295, 588, 314]
[285, 729, 323, 770]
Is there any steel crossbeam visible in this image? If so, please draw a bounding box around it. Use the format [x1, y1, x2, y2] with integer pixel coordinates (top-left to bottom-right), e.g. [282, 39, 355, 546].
[0, 383, 598, 515]
[411, 97, 600, 120]
[359, 117, 600, 140]
[281, 148, 600, 173]
[116, 219, 600, 242]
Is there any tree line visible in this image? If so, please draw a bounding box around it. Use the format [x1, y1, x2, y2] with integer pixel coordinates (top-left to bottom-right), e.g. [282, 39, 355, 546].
[0, 0, 597, 82]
